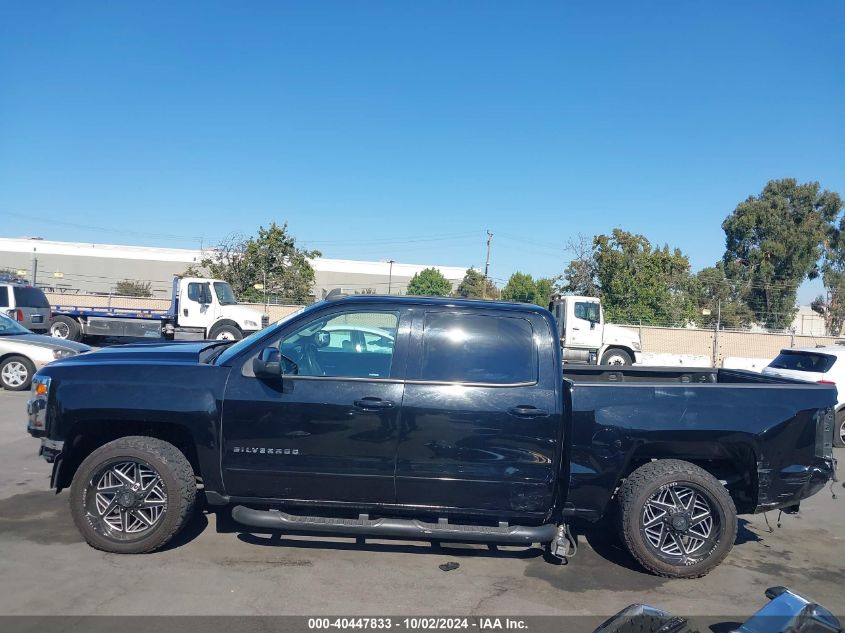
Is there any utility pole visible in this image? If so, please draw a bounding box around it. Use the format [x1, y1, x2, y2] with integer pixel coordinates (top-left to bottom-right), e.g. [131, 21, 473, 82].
[30, 249, 37, 287]
[387, 260, 395, 295]
[483, 230, 493, 299]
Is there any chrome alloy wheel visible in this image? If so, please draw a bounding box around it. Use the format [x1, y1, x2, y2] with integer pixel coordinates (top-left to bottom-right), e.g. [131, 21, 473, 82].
[840, 419, 845, 446]
[640, 484, 719, 562]
[1, 360, 29, 388]
[84, 460, 167, 540]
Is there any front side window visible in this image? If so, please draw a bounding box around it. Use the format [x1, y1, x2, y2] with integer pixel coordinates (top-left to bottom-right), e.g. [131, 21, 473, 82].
[574, 302, 599, 322]
[280, 311, 399, 378]
[419, 312, 537, 384]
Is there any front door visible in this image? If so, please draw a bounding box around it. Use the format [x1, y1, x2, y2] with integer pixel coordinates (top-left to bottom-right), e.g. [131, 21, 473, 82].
[180, 281, 215, 329]
[221, 308, 407, 503]
[567, 299, 602, 349]
[395, 309, 560, 517]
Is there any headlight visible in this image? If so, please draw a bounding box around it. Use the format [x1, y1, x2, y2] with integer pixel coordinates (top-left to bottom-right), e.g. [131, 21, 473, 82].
[52, 349, 74, 360]
[244, 320, 258, 328]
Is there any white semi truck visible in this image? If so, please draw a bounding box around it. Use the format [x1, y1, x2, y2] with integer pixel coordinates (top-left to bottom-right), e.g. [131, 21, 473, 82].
[549, 294, 641, 365]
[48, 276, 267, 342]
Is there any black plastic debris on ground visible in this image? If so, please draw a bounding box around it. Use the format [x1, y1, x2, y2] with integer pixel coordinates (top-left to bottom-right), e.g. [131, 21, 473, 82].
[439, 561, 459, 572]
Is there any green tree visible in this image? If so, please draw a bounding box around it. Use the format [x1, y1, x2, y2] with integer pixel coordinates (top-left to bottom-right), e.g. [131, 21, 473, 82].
[590, 229, 697, 326]
[454, 268, 499, 299]
[193, 222, 320, 304]
[692, 263, 754, 329]
[406, 267, 452, 296]
[722, 179, 841, 330]
[114, 279, 152, 297]
[501, 272, 554, 306]
[560, 234, 599, 296]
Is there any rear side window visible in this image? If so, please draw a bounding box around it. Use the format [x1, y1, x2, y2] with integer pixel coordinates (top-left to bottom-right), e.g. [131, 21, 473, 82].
[0, 287, 8, 307]
[12, 286, 49, 308]
[420, 312, 537, 384]
[769, 351, 837, 373]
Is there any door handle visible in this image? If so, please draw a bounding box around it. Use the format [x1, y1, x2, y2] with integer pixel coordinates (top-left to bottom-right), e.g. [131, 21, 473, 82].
[354, 398, 395, 410]
[508, 406, 549, 418]
[572, 327, 580, 331]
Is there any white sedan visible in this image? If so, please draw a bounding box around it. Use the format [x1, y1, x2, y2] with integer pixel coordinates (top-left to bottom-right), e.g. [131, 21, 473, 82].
[0, 312, 91, 390]
[762, 346, 845, 448]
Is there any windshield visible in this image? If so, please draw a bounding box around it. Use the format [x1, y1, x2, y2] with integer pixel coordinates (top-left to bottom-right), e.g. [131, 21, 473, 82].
[0, 313, 30, 335]
[214, 305, 308, 365]
[214, 282, 238, 306]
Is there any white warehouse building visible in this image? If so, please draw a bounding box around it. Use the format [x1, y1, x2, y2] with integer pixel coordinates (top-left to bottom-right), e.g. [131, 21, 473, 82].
[0, 237, 469, 300]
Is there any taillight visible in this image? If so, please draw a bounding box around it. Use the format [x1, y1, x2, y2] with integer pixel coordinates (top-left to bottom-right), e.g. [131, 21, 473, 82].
[818, 380, 836, 385]
[12, 309, 23, 322]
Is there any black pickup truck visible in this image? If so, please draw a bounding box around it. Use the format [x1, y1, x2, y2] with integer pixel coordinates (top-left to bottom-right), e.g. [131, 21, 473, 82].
[26, 295, 837, 578]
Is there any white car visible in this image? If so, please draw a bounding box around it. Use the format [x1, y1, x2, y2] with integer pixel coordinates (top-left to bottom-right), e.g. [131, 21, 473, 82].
[0, 312, 91, 390]
[762, 346, 845, 447]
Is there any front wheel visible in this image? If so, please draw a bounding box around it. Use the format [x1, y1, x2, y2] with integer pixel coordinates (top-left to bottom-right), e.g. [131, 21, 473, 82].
[208, 323, 243, 341]
[0, 355, 35, 391]
[835, 410, 845, 448]
[600, 348, 633, 366]
[617, 459, 737, 578]
[70, 436, 196, 554]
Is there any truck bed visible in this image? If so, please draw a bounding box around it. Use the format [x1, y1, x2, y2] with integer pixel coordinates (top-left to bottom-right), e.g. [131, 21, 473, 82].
[562, 366, 836, 521]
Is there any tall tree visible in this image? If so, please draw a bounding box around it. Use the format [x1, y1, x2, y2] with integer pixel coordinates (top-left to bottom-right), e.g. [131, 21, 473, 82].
[406, 267, 452, 296]
[722, 179, 841, 330]
[589, 229, 697, 326]
[560, 234, 599, 296]
[192, 222, 320, 304]
[455, 268, 499, 299]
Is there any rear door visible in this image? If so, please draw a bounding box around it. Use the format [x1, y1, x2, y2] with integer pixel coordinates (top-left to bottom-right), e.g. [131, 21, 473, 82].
[395, 308, 561, 517]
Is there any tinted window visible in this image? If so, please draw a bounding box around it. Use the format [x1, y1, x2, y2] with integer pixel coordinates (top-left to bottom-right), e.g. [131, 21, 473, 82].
[769, 351, 837, 373]
[280, 311, 398, 378]
[13, 286, 49, 308]
[0, 287, 8, 307]
[574, 302, 599, 322]
[420, 312, 537, 384]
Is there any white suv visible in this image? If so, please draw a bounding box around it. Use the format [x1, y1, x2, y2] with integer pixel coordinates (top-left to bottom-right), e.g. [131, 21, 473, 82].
[762, 346, 845, 447]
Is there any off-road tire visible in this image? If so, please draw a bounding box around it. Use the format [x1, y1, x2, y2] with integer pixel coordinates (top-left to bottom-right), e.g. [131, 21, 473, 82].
[208, 322, 243, 341]
[617, 459, 737, 578]
[834, 410, 845, 448]
[600, 348, 633, 366]
[70, 436, 196, 554]
[50, 315, 82, 342]
[0, 355, 36, 391]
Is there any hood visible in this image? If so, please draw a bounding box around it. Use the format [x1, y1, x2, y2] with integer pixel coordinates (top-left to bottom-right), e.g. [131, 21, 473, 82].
[2, 332, 91, 354]
[58, 340, 226, 366]
[222, 305, 264, 327]
[602, 323, 640, 349]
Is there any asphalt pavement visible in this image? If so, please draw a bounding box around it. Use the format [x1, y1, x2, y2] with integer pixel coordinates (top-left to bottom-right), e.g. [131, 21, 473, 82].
[0, 389, 843, 617]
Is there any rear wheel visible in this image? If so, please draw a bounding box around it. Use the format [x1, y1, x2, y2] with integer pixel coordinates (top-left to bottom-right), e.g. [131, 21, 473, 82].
[50, 316, 82, 342]
[0, 355, 35, 391]
[617, 459, 737, 578]
[835, 410, 845, 448]
[70, 436, 196, 554]
[600, 348, 633, 366]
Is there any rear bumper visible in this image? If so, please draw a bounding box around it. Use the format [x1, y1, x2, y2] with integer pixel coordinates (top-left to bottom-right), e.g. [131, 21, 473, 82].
[754, 457, 836, 513]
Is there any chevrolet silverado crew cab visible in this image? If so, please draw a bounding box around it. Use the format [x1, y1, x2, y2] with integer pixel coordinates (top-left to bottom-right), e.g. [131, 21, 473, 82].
[27, 295, 837, 578]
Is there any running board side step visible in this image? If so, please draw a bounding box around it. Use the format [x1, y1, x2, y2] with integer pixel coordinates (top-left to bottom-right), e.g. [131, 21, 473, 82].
[231, 505, 557, 545]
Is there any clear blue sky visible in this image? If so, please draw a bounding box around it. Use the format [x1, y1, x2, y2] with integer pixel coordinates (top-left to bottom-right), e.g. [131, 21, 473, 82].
[1, 1, 843, 300]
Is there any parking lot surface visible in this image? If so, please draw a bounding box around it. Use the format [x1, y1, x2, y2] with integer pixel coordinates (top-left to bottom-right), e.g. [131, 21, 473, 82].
[0, 389, 842, 617]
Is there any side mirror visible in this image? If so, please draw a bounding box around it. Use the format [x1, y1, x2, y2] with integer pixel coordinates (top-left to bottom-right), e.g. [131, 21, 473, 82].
[590, 320, 596, 330]
[253, 347, 281, 378]
[314, 330, 331, 348]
